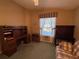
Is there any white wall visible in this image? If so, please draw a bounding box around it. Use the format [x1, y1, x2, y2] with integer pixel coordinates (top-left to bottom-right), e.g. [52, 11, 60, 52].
[24, 10, 32, 34]
[74, 8, 79, 40]
[0, 0, 25, 26]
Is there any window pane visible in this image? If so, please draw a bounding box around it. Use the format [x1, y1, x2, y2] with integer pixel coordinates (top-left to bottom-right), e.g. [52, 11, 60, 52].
[40, 17, 56, 37]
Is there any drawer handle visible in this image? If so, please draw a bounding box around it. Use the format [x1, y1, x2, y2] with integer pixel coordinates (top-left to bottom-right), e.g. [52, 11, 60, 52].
[4, 38, 7, 40]
[4, 38, 14, 40]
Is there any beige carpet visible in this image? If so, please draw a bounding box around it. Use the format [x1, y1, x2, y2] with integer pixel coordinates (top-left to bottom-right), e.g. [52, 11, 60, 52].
[0, 42, 56, 59]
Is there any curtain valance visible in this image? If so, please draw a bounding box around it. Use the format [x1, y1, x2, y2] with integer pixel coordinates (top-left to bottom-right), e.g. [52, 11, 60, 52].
[39, 12, 58, 18]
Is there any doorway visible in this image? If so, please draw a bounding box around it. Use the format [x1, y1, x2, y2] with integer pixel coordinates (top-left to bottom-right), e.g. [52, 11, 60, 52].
[40, 17, 56, 43]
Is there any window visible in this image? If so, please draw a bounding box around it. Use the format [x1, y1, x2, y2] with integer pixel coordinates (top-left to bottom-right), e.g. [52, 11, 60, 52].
[40, 17, 56, 37]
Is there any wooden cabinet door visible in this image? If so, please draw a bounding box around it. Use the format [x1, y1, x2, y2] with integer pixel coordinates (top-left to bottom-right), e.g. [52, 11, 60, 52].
[2, 38, 17, 56]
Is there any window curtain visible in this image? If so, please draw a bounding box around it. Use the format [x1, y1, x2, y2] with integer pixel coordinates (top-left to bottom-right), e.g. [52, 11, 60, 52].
[39, 12, 58, 18]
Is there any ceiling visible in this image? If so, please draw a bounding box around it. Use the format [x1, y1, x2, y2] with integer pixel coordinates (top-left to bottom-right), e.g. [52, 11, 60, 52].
[12, 0, 79, 10]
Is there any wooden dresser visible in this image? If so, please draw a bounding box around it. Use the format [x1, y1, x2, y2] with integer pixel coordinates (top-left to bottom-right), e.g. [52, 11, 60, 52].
[2, 38, 17, 56]
[0, 26, 28, 56]
[2, 31, 17, 56]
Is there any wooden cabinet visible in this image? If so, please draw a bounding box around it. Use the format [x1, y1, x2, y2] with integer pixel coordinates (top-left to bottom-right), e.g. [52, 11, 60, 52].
[13, 27, 28, 45]
[2, 38, 17, 56]
[32, 34, 40, 42]
[54, 25, 75, 46]
[2, 31, 17, 56]
[0, 26, 27, 56]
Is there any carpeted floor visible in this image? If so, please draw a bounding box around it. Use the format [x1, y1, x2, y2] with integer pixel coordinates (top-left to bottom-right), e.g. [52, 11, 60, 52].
[0, 42, 56, 59]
